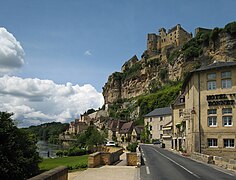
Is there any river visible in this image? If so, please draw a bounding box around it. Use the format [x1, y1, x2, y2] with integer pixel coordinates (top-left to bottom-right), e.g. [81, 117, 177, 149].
[37, 140, 63, 158]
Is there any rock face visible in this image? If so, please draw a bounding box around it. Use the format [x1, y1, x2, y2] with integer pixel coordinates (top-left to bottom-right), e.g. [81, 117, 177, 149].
[103, 24, 236, 105]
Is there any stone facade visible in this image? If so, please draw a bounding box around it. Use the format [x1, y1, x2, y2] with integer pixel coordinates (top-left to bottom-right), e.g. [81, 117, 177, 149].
[144, 107, 172, 142]
[177, 61, 236, 159]
[147, 24, 192, 56]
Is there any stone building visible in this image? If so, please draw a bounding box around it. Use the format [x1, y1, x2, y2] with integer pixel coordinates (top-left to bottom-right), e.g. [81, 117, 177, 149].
[176, 61, 236, 159]
[147, 24, 192, 56]
[172, 93, 187, 151]
[144, 107, 172, 144]
[68, 119, 88, 135]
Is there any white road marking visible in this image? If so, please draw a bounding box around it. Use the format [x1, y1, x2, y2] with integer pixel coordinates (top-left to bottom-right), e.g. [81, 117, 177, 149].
[146, 166, 150, 174]
[143, 157, 147, 162]
[152, 147, 200, 178]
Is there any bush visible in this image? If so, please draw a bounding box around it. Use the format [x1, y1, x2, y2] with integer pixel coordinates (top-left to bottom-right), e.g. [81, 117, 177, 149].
[67, 147, 87, 156]
[67, 163, 88, 170]
[56, 150, 64, 157]
[126, 142, 138, 152]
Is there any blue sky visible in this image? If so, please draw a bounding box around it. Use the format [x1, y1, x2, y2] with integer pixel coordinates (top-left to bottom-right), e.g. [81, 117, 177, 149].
[0, 0, 235, 126]
[1, 0, 235, 91]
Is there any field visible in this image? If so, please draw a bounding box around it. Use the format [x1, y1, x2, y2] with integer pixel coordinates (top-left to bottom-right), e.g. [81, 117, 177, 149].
[39, 155, 88, 171]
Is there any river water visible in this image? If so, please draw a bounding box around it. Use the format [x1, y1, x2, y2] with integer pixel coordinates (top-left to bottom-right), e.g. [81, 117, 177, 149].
[37, 140, 63, 158]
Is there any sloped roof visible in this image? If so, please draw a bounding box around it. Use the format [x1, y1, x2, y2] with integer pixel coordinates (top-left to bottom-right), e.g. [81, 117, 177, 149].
[134, 126, 144, 135]
[119, 121, 134, 134]
[183, 61, 236, 90]
[172, 93, 185, 106]
[144, 107, 172, 117]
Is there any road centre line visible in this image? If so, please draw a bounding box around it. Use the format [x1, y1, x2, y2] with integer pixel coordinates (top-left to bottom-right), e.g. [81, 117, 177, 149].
[146, 166, 150, 174]
[151, 147, 200, 178]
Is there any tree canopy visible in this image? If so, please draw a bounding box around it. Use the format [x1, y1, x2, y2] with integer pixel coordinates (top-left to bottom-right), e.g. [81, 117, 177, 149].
[0, 112, 41, 179]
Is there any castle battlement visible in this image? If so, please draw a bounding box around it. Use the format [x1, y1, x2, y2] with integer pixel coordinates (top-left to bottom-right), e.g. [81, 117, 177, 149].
[147, 24, 192, 53]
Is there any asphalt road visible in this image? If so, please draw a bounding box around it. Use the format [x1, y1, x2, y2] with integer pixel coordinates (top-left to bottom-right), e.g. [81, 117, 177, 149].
[140, 144, 236, 180]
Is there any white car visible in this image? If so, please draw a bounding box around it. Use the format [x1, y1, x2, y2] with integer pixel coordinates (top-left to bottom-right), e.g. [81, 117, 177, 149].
[105, 141, 116, 146]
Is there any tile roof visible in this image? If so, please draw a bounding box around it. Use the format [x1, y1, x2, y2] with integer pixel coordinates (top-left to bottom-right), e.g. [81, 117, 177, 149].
[144, 107, 172, 117]
[119, 121, 134, 134]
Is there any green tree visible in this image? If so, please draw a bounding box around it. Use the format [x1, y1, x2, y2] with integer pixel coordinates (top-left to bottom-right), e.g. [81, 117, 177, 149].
[0, 112, 41, 179]
[76, 125, 105, 151]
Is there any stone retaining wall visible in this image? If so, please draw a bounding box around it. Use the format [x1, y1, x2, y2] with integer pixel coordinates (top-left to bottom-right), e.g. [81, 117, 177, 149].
[28, 166, 68, 180]
[88, 148, 123, 168]
[190, 152, 213, 164]
[126, 152, 137, 166]
[191, 152, 236, 172]
[213, 156, 236, 171]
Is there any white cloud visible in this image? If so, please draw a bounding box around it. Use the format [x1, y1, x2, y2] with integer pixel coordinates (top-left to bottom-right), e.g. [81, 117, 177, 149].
[0, 27, 25, 74]
[0, 75, 104, 127]
[84, 50, 92, 56]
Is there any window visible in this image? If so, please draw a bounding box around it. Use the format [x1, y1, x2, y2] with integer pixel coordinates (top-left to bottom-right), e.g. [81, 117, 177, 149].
[208, 139, 218, 147]
[149, 125, 152, 131]
[160, 117, 163, 121]
[222, 108, 232, 114]
[208, 117, 217, 127]
[221, 71, 232, 89]
[221, 71, 231, 78]
[208, 81, 216, 90]
[179, 109, 183, 117]
[159, 125, 163, 130]
[208, 73, 216, 79]
[208, 109, 217, 127]
[223, 116, 232, 126]
[208, 109, 217, 115]
[222, 79, 232, 88]
[224, 139, 234, 148]
[207, 73, 216, 90]
[150, 118, 152, 122]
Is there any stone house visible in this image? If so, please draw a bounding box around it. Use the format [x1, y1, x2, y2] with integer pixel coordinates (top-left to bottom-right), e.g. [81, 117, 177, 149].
[131, 126, 144, 142]
[67, 119, 88, 135]
[172, 93, 187, 151]
[177, 61, 236, 159]
[144, 107, 172, 143]
[117, 121, 134, 142]
[107, 120, 126, 141]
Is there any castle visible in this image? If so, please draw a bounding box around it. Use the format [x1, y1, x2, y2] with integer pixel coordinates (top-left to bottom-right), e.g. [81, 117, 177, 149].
[146, 24, 192, 57]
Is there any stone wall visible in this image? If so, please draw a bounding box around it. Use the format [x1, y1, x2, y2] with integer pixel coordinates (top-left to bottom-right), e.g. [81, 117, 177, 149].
[88, 152, 101, 168]
[29, 166, 68, 180]
[126, 152, 138, 166]
[88, 148, 123, 168]
[190, 152, 213, 164]
[191, 152, 236, 172]
[213, 156, 236, 171]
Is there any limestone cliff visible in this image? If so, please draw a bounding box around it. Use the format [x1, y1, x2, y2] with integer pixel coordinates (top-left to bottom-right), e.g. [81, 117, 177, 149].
[103, 22, 236, 105]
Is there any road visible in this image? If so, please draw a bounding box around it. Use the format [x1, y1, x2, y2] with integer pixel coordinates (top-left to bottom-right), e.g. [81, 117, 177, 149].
[140, 144, 236, 180]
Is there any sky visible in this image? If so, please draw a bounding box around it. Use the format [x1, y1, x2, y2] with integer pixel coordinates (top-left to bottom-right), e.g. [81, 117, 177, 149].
[0, 0, 235, 127]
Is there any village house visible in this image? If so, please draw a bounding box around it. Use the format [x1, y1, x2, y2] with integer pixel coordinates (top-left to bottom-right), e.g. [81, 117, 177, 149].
[144, 107, 172, 146]
[175, 61, 236, 159]
[131, 125, 144, 143]
[67, 119, 88, 135]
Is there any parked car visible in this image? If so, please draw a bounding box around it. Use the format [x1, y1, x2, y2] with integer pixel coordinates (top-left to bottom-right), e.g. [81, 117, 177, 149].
[105, 141, 116, 146]
[153, 140, 161, 145]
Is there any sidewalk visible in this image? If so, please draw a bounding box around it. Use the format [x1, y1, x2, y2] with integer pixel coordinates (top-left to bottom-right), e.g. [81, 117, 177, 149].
[69, 151, 139, 180]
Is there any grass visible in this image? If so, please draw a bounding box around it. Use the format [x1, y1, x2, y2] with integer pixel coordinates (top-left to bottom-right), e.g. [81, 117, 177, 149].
[39, 155, 88, 172]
